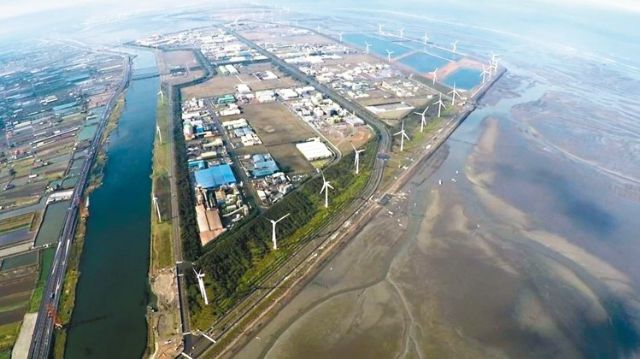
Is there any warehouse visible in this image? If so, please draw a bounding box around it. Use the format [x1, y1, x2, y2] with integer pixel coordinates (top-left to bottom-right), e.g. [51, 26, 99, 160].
[194, 164, 237, 189]
[296, 140, 333, 161]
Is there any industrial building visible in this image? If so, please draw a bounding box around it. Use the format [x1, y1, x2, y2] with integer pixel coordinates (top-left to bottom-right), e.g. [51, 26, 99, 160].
[296, 140, 333, 161]
[194, 164, 237, 189]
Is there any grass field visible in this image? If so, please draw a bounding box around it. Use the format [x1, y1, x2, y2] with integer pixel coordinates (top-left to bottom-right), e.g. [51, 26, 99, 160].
[27, 247, 54, 312]
[150, 91, 174, 273]
[0, 213, 35, 234]
[0, 322, 20, 354]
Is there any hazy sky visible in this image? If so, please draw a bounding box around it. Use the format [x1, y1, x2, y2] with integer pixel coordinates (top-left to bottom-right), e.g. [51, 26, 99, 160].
[1, 0, 639, 20]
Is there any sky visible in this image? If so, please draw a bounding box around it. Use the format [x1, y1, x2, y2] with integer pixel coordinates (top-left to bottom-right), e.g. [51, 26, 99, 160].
[1, 0, 639, 21]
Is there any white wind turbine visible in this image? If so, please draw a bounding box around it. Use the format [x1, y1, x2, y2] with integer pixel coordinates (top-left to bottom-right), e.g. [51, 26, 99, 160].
[338, 32, 344, 42]
[399, 27, 405, 39]
[413, 106, 430, 133]
[386, 49, 394, 63]
[451, 40, 459, 53]
[320, 172, 334, 208]
[157, 90, 164, 103]
[423, 32, 429, 45]
[378, 23, 384, 35]
[268, 213, 290, 250]
[481, 64, 490, 83]
[193, 268, 209, 305]
[431, 68, 438, 85]
[394, 119, 410, 152]
[448, 83, 461, 106]
[436, 93, 446, 117]
[352, 144, 365, 175]
[364, 42, 371, 54]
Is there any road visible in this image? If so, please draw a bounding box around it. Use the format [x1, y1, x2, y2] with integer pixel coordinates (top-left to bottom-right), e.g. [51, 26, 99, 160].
[27, 55, 132, 359]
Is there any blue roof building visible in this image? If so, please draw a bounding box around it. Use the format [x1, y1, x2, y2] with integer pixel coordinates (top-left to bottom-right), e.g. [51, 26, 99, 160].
[194, 164, 236, 189]
[251, 154, 279, 178]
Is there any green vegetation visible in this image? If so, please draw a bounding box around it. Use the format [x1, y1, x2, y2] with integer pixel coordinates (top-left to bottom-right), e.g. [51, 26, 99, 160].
[150, 90, 174, 272]
[188, 139, 377, 329]
[0, 212, 35, 234]
[171, 87, 202, 262]
[0, 322, 20, 354]
[27, 248, 55, 312]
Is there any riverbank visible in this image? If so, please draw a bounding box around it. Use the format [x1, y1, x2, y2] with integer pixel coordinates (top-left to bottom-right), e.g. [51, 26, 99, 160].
[51, 94, 126, 358]
[146, 87, 181, 359]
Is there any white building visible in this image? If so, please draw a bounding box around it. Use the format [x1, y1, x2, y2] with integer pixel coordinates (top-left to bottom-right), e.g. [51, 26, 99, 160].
[296, 140, 333, 161]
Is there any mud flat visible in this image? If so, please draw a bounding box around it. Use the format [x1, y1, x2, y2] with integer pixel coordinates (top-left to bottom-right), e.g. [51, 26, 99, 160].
[235, 75, 640, 358]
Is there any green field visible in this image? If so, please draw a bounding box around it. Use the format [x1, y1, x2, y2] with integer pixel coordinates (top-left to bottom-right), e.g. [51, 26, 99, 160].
[27, 248, 55, 312]
[0, 251, 38, 272]
[0, 322, 20, 354]
[150, 91, 174, 272]
[0, 213, 35, 234]
[187, 138, 377, 329]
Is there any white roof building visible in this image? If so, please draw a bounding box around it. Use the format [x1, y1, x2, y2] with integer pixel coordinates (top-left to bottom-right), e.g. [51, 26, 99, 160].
[296, 141, 333, 161]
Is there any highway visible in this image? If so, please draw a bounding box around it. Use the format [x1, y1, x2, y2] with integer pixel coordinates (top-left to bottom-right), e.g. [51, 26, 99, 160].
[27, 55, 132, 359]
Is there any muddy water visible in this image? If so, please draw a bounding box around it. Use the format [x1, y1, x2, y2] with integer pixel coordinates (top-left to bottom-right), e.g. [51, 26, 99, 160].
[235, 68, 640, 357]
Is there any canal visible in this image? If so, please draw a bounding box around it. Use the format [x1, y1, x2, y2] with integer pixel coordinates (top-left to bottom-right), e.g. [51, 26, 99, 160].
[65, 50, 159, 358]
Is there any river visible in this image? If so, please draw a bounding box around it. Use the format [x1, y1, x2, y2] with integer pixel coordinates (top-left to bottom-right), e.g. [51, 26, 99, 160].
[64, 50, 158, 358]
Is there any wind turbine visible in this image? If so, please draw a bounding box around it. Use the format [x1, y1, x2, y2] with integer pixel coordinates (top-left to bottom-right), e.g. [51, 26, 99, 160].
[481, 64, 490, 84]
[156, 124, 162, 143]
[378, 23, 384, 35]
[394, 119, 410, 152]
[268, 213, 290, 250]
[157, 90, 164, 103]
[338, 32, 344, 42]
[193, 268, 209, 305]
[431, 68, 438, 85]
[413, 106, 430, 133]
[352, 144, 365, 175]
[320, 172, 334, 208]
[152, 194, 161, 221]
[364, 42, 371, 54]
[436, 93, 445, 118]
[399, 27, 405, 39]
[448, 83, 461, 106]
[423, 32, 429, 46]
[386, 49, 394, 63]
[451, 40, 459, 53]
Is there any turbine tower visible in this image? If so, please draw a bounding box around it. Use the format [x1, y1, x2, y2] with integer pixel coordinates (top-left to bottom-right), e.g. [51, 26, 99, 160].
[320, 172, 334, 208]
[394, 119, 410, 152]
[413, 106, 430, 133]
[193, 268, 209, 305]
[448, 83, 461, 106]
[399, 27, 405, 39]
[364, 42, 371, 54]
[451, 40, 459, 53]
[338, 32, 344, 42]
[431, 68, 438, 85]
[386, 49, 394, 63]
[352, 144, 365, 175]
[481, 64, 490, 83]
[423, 32, 429, 45]
[268, 213, 290, 250]
[378, 23, 384, 35]
[436, 93, 446, 118]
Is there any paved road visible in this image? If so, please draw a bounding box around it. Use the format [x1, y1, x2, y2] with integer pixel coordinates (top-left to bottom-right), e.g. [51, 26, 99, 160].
[28, 55, 132, 359]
